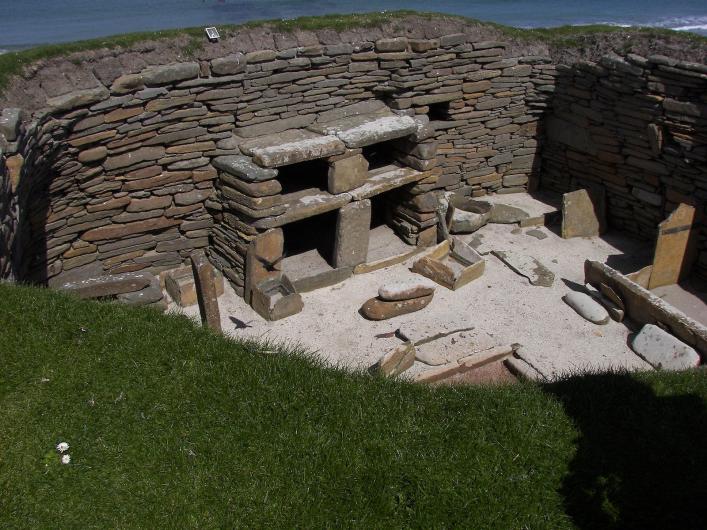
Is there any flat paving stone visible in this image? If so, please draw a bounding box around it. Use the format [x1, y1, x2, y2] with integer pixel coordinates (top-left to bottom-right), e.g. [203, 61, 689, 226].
[631, 324, 701, 370]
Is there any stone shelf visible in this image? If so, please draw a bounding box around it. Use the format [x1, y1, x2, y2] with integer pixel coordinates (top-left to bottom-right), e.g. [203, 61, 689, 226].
[253, 188, 352, 229]
[310, 113, 418, 148]
[349, 164, 430, 200]
[240, 129, 345, 168]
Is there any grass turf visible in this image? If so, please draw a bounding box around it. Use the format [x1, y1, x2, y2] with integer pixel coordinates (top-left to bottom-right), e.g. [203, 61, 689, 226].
[0, 282, 706, 528]
[1, 10, 706, 92]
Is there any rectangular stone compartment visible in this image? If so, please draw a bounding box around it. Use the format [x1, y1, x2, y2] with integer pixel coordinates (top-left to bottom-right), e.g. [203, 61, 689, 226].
[412, 238, 485, 290]
[251, 275, 303, 321]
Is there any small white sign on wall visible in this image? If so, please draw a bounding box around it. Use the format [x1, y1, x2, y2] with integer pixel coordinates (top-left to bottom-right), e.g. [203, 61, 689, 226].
[205, 27, 220, 42]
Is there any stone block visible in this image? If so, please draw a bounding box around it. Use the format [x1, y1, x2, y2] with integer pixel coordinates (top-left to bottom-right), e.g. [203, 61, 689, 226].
[211, 53, 247, 75]
[213, 155, 278, 182]
[334, 200, 371, 268]
[328, 154, 369, 194]
[561, 188, 606, 239]
[648, 203, 698, 289]
[141, 62, 200, 86]
[165, 266, 224, 307]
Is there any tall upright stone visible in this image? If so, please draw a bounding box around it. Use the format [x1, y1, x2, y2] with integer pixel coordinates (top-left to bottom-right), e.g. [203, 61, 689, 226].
[334, 200, 371, 268]
[649, 203, 698, 289]
[190, 251, 222, 332]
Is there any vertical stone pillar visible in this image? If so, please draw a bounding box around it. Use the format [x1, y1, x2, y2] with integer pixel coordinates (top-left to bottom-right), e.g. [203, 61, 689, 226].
[190, 251, 222, 332]
[244, 228, 283, 304]
[334, 200, 371, 268]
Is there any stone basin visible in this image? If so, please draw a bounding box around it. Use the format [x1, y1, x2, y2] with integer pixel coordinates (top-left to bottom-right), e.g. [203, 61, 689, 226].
[445, 195, 492, 234]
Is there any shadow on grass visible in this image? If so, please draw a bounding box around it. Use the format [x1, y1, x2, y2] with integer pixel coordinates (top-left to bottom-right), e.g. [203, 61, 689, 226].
[544, 372, 707, 529]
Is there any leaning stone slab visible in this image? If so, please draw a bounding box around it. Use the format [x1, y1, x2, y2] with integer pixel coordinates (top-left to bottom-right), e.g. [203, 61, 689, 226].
[212, 155, 278, 182]
[46, 87, 109, 114]
[59, 272, 153, 299]
[631, 324, 701, 370]
[191, 251, 222, 332]
[561, 188, 606, 239]
[141, 62, 200, 86]
[241, 129, 345, 168]
[562, 291, 610, 325]
[378, 279, 436, 301]
[648, 203, 697, 289]
[360, 293, 433, 321]
[492, 250, 554, 287]
[369, 342, 416, 377]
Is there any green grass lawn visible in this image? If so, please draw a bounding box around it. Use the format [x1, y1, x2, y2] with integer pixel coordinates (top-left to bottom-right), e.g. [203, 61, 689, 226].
[1, 282, 705, 528]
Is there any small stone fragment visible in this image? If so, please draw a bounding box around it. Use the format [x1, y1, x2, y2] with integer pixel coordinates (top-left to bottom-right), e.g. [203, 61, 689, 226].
[562, 291, 610, 325]
[526, 229, 547, 240]
[631, 324, 701, 370]
[492, 250, 554, 287]
[369, 342, 416, 377]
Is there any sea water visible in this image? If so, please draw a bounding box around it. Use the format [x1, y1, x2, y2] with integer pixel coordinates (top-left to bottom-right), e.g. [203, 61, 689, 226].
[0, 0, 705, 51]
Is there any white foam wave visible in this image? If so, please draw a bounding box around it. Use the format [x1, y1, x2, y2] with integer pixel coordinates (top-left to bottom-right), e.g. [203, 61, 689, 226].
[671, 24, 707, 32]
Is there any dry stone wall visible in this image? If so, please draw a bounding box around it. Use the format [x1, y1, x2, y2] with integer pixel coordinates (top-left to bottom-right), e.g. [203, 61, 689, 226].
[541, 54, 707, 278]
[0, 30, 543, 291]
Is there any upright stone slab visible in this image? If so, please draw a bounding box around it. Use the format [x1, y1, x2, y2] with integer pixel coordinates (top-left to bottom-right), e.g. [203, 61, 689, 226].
[561, 188, 606, 239]
[245, 228, 284, 304]
[190, 251, 222, 332]
[648, 203, 697, 289]
[334, 200, 371, 268]
[328, 154, 369, 194]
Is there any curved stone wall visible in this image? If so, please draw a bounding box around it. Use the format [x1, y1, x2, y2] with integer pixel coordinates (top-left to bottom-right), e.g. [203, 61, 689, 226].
[0, 29, 545, 290]
[0, 18, 706, 298]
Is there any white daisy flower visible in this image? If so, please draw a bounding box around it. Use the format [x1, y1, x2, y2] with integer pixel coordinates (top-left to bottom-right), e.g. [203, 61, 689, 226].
[56, 442, 70, 453]
[61, 454, 71, 465]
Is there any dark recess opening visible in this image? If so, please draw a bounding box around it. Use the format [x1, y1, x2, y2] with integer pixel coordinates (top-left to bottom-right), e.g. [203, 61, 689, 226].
[428, 101, 451, 121]
[276, 159, 330, 196]
[370, 189, 397, 230]
[362, 140, 400, 171]
[281, 210, 337, 264]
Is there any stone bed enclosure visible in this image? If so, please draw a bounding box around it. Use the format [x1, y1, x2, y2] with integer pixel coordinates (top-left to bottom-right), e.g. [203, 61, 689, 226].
[1, 19, 706, 319]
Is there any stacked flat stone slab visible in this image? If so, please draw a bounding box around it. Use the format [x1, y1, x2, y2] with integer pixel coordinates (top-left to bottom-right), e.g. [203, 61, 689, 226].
[0, 30, 550, 288]
[541, 54, 707, 280]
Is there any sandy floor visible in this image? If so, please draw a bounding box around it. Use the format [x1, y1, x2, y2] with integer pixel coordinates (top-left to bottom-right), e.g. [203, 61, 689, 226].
[173, 193, 678, 380]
